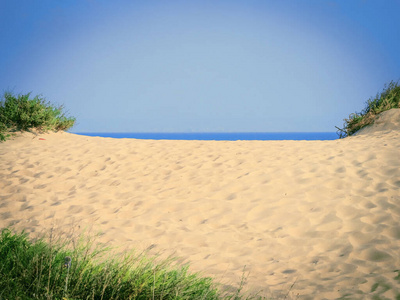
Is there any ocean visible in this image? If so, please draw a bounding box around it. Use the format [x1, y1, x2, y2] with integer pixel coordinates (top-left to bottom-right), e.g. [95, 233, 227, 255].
[72, 132, 339, 141]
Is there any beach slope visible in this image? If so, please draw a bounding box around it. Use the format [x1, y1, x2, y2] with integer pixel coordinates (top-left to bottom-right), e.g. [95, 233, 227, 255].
[1, 109, 400, 299]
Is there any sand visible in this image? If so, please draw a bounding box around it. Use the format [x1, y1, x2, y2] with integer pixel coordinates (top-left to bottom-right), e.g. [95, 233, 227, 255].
[1, 109, 400, 299]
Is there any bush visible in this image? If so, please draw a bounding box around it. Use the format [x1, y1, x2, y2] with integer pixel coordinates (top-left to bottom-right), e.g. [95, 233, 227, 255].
[336, 80, 400, 138]
[0, 92, 76, 141]
[0, 228, 259, 300]
[0, 122, 9, 141]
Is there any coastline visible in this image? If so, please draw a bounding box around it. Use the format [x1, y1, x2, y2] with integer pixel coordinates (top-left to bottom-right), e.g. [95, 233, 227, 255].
[1, 127, 400, 299]
[71, 131, 339, 141]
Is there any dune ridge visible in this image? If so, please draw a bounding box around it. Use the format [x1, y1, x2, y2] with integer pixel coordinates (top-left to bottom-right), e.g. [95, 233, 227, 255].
[1, 110, 400, 299]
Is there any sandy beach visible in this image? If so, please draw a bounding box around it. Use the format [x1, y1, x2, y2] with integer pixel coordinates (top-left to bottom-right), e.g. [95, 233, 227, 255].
[1, 109, 400, 299]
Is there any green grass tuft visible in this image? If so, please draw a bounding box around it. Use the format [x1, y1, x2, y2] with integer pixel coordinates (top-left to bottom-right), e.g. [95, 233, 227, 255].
[336, 80, 400, 138]
[0, 228, 264, 299]
[0, 91, 75, 141]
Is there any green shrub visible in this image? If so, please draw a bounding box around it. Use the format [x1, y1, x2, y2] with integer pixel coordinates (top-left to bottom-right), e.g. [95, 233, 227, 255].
[336, 80, 400, 138]
[0, 228, 260, 300]
[0, 122, 9, 141]
[0, 92, 75, 141]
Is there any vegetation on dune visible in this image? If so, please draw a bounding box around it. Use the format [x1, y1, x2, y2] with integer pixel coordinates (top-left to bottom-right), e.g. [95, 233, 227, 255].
[336, 80, 400, 138]
[0, 228, 262, 300]
[0, 92, 75, 141]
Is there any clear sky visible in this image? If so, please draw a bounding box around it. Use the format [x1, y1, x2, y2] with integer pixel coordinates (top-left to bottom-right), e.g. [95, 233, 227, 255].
[1, 0, 399, 133]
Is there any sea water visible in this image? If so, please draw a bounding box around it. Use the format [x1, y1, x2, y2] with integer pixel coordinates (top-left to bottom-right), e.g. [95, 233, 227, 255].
[72, 132, 338, 141]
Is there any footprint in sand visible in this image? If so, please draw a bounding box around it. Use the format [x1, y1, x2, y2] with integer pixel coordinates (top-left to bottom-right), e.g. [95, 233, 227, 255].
[33, 184, 47, 189]
[362, 248, 392, 262]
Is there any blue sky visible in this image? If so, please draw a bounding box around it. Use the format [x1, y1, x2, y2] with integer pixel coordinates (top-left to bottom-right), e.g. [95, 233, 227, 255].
[1, 0, 399, 132]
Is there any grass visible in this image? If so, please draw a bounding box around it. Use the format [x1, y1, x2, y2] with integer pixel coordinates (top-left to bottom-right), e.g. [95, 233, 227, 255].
[336, 80, 400, 138]
[0, 92, 75, 141]
[0, 228, 264, 300]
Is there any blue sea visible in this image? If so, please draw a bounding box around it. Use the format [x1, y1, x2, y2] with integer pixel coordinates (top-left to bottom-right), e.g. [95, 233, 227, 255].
[72, 132, 338, 141]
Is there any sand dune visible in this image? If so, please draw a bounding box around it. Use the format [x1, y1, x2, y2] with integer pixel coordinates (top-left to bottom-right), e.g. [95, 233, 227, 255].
[1, 110, 400, 299]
